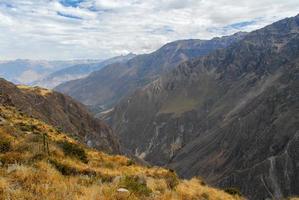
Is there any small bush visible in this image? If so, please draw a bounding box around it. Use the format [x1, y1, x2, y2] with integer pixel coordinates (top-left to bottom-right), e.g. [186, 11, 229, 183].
[59, 141, 88, 163]
[201, 193, 209, 200]
[29, 153, 45, 163]
[119, 175, 152, 196]
[56, 127, 64, 133]
[164, 171, 179, 189]
[99, 173, 114, 183]
[126, 159, 135, 166]
[196, 176, 206, 186]
[0, 139, 11, 153]
[18, 122, 38, 132]
[224, 187, 242, 196]
[49, 159, 96, 177]
[49, 159, 79, 176]
[0, 152, 24, 165]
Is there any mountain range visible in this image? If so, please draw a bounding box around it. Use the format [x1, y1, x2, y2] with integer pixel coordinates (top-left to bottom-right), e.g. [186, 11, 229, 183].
[33, 53, 136, 89]
[0, 78, 243, 200]
[0, 14, 298, 200]
[0, 59, 101, 85]
[55, 32, 247, 114]
[110, 15, 299, 199]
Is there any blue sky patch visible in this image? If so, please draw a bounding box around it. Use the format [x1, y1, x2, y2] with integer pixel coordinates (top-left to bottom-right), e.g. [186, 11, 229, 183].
[59, 0, 84, 7]
[208, 20, 257, 35]
[0, 2, 14, 9]
[227, 20, 257, 29]
[57, 11, 83, 20]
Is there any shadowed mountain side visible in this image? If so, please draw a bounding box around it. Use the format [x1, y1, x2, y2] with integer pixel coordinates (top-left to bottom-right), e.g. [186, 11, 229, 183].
[55, 33, 246, 114]
[110, 14, 299, 199]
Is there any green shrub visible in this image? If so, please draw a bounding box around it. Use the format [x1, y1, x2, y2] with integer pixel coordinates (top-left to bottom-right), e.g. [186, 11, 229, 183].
[50, 159, 96, 177]
[49, 159, 79, 176]
[196, 176, 206, 186]
[56, 127, 64, 133]
[126, 159, 135, 166]
[0, 139, 11, 153]
[119, 175, 152, 196]
[99, 173, 114, 183]
[201, 193, 209, 200]
[224, 187, 242, 196]
[29, 153, 45, 163]
[59, 141, 88, 163]
[18, 122, 38, 132]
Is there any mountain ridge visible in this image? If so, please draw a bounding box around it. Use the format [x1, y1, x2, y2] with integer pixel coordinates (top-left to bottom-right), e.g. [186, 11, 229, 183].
[33, 53, 136, 89]
[0, 81, 243, 200]
[0, 78, 120, 154]
[55, 32, 247, 113]
[110, 14, 299, 199]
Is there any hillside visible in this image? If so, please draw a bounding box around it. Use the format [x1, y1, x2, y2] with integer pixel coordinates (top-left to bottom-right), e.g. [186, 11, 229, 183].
[111, 15, 299, 199]
[55, 33, 246, 113]
[0, 78, 119, 154]
[0, 102, 243, 199]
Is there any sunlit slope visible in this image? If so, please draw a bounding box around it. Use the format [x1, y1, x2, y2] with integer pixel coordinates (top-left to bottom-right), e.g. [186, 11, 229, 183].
[0, 105, 242, 200]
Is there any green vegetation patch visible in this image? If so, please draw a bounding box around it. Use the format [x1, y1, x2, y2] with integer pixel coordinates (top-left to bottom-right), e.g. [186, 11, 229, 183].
[159, 95, 198, 116]
[0, 139, 11, 153]
[119, 175, 152, 196]
[224, 187, 242, 196]
[58, 141, 88, 163]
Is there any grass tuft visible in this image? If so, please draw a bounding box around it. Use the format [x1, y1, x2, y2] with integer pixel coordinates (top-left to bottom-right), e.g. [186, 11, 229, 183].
[58, 141, 88, 163]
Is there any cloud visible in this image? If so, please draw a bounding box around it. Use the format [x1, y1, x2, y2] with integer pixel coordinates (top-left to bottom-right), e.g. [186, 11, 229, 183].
[0, 0, 298, 60]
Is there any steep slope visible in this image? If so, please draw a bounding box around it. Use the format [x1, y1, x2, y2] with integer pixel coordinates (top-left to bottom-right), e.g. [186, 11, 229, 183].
[0, 78, 119, 154]
[56, 33, 246, 112]
[0, 104, 243, 200]
[33, 53, 136, 89]
[111, 15, 299, 199]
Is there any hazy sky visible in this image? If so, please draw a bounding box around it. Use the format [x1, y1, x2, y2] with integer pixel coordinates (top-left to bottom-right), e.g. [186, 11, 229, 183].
[0, 0, 299, 60]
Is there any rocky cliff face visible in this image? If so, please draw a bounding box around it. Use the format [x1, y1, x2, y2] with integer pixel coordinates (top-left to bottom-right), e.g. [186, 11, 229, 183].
[111, 15, 299, 199]
[55, 33, 246, 113]
[0, 78, 120, 154]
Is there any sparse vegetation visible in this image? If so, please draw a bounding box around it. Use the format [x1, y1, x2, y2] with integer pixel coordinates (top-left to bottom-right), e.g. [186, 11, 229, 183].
[224, 187, 242, 196]
[0, 105, 243, 200]
[59, 140, 88, 163]
[126, 159, 135, 166]
[0, 138, 11, 153]
[119, 175, 152, 196]
[164, 171, 179, 189]
[18, 122, 38, 132]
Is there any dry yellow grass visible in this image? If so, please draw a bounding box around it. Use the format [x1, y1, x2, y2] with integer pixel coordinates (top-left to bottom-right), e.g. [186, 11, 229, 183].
[0, 105, 243, 200]
[17, 85, 52, 96]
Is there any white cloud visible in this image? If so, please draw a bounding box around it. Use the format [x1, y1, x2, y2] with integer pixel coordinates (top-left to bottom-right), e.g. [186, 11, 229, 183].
[0, 0, 298, 60]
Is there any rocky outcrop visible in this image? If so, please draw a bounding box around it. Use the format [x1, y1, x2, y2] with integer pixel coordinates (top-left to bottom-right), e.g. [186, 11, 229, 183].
[111, 14, 299, 199]
[0, 78, 120, 154]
